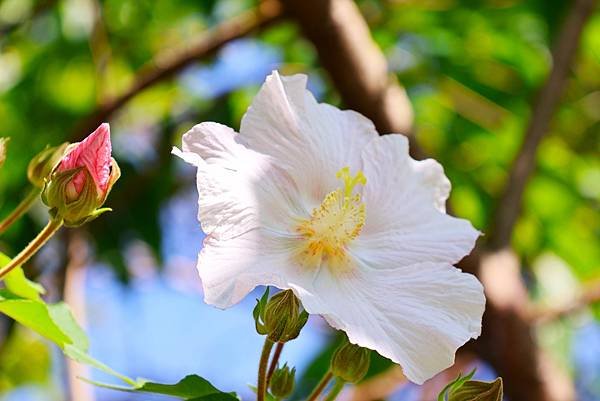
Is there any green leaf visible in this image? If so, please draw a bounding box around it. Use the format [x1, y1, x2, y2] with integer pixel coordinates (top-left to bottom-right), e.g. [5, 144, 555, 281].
[139, 375, 237, 400]
[48, 303, 89, 350]
[0, 263, 228, 400]
[0, 253, 44, 301]
[0, 290, 72, 347]
[82, 375, 238, 401]
[0, 286, 135, 386]
[64, 346, 135, 386]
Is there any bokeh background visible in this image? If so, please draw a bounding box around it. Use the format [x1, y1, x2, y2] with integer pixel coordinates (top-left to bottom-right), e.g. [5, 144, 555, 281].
[0, 0, 599, 400]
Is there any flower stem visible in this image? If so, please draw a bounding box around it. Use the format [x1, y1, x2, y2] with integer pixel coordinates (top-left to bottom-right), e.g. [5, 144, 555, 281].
[306, 370, 333, 401]
[0, 187, 41, 235]
[257, 338, 275, 401]
[322, 379, 345, 401]
[0, 218, 63, 279]
[267, 341, 285, 385]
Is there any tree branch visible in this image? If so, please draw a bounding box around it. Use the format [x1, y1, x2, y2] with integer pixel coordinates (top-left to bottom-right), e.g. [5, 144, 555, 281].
[280, 0, 414, 142]
[70, 0, 283, 141]
[489, 0, 596, 250]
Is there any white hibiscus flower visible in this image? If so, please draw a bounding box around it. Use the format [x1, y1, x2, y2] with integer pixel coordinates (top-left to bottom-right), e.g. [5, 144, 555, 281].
[173, 71, 485, 384]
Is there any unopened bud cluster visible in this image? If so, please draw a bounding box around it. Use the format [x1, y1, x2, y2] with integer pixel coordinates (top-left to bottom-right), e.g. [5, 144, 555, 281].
[269, 363, 295, 399]
[330, 341, 371, 383]
[254, 289, 308, 343]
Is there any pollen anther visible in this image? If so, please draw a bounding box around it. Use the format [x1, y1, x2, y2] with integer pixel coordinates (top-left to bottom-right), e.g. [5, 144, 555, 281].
[295, 167, 366, 271]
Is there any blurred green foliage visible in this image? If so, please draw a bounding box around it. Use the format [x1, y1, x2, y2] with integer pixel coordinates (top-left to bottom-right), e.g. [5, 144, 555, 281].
[0, 0, 598, 398]
[0, 327, 51, 392]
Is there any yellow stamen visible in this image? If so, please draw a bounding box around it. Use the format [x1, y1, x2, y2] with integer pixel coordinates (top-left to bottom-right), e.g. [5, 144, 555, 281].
[295, 167, 366, 272]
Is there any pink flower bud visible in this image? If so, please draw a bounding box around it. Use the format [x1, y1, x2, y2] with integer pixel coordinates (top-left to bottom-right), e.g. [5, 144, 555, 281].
[57, 123, 112, 201]
[42, 123, 120, 227]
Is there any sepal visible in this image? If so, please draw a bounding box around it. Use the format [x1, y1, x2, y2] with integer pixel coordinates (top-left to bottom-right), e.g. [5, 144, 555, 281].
[42, 167, 117, 227]
[27, 143, 69, 188]
[253, 287, 270, 335]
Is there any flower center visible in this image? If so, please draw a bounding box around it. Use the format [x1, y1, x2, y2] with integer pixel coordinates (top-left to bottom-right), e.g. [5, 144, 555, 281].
[295, 167, 366, 271]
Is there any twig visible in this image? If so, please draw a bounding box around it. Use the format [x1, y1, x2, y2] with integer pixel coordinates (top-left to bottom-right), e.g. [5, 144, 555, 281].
[489, 0, 597, 250]
[70, 0, 283, 141]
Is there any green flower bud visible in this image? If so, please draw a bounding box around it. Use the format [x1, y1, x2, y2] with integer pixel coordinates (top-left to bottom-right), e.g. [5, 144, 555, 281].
[42, 168, 109, 227]
[254, 289, 308, 343]
[269, 363, 295, 399]
[0, 138, 9, 169]
[27, 143, 69, 188]
[446, 378, 503, 401]
[330, 341, 371, 383]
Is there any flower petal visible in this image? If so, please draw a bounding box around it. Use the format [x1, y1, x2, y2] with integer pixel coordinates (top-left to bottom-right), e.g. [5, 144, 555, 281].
[173, 122, 306, 240]
[59, 123, 112, 194]
[294, 263, 484, 384]
[240, 71, 378, 205]
[197, 230, 308, 309]
[356, 134, 479, 266]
